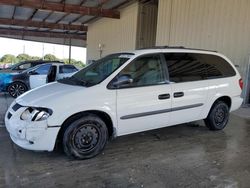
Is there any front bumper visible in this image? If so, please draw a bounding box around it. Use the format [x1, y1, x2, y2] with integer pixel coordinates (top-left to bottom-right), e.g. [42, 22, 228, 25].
[5, 102, 60, 151]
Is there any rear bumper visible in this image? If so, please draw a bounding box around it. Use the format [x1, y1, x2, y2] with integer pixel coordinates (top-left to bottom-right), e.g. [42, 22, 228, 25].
[230, 96, 243, 112]
[5, 102, 60, 151]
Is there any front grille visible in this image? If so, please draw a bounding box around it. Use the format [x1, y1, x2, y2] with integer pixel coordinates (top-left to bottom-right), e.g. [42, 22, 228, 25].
[7, 112, 12, 119]
[12, 103, 22, 111]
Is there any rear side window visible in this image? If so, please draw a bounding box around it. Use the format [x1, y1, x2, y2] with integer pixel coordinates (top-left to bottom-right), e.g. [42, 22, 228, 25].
[164, 53, 236, 83]
[203, 54, 236, 78]
[59, 65, 78, 74]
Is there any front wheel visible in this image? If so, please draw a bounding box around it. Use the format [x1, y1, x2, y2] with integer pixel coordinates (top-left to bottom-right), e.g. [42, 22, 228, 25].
[8, 82, 28, 98]
[63, 114, 108, 159]
[204, 101, 229, 130]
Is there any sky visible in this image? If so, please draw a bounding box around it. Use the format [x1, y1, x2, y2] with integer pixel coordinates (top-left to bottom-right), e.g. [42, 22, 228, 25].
[0, 37, 87, 62]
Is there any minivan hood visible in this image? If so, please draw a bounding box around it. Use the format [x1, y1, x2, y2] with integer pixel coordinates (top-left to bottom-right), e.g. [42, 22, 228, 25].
[16, 82, 84, 107]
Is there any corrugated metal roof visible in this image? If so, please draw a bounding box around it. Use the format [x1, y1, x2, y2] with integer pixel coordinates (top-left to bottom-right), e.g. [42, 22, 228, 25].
[0, 5, 15, 19]
[59, 13, 81, 24]
[0, 0, 132, 46]
[83, 0, 100, 7]
[75, 15, 95, 24]
[14, 7, 34, 20]
[66, 0, 82, 5]
[103, 0, 129, 9]
[32, 10, 51, 21]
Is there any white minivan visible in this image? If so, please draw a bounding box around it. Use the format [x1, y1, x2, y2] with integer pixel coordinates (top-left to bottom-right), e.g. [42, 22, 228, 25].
[5, 47, 243, 159]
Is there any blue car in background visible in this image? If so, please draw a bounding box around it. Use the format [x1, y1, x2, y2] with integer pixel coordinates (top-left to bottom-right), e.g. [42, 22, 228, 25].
[0, 60, 52, 91]
[0, 73, 16, 92]
[1, 62, 78, 98]
[0, 60, 65, 95]
[0, 60, 60, 73]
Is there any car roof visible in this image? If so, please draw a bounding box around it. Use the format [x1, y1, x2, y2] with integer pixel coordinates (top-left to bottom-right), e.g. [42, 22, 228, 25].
[20, 60, 64, 64]
[123, 46, 220, 56]
[36, 62, 65, 66]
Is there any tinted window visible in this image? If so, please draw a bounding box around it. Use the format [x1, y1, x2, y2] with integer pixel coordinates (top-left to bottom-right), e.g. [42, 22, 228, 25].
[59, 65, 78, 74]
[14, 63, 31, 70]
[117, 54, 166, 88]
[33, 64, 51, 75]
[31, 62, 42, 67]
[164, 53, 236, 83]
[203, 54, 236, 78]
[165, 53, 207, 83]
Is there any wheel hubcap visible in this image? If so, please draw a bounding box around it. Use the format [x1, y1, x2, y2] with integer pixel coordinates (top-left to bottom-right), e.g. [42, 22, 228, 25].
[214, 106, 227, 126]
[9, 84, 25, 97]
[73, 124, 99, 152]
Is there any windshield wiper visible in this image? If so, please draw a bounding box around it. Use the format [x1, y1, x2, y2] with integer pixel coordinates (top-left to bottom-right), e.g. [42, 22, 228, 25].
[58, 76, 89, 86]
[71, 76, 90, 86]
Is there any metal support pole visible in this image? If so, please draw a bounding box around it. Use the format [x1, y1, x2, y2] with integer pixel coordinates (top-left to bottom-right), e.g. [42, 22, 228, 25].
[243, 58, 250, 105]
[42, 43, 45, 60]
[69, 37, 72, 64]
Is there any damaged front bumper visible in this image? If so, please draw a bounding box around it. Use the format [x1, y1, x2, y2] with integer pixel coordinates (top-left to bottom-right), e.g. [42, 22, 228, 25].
[5, 102, 60, 151]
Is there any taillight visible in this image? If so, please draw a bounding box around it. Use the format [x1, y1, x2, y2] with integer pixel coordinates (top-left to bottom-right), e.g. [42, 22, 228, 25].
[239, 78, 243, 90]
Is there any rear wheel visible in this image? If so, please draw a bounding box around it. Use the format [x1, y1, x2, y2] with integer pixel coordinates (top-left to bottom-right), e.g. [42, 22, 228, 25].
[63, 114, 108, 159]
[204, 101, 229, 130]
[8, 82, 28, 98]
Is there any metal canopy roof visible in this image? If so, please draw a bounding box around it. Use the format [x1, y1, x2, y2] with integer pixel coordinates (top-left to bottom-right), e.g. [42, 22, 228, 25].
[0, 0, 130, 47]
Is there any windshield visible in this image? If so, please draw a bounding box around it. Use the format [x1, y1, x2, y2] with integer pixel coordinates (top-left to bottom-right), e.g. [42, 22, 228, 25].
[58, 53, 133, 87]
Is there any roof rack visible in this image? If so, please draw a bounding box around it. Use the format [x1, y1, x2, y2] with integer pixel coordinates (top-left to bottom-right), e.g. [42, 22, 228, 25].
[138, 46, 217, 52]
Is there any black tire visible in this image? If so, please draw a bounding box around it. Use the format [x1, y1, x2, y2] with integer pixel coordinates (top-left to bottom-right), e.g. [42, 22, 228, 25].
[63, 114, 108, 159]
[8, 82, 28, 98]
[204, 101, 229, 131]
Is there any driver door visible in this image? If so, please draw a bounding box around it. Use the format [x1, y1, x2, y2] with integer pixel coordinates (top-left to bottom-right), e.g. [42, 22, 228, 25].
[29, 64, 51, 89]
[114, 54, 172, 136]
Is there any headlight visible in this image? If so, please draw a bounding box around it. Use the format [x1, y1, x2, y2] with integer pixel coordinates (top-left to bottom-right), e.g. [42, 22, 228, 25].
[20, 107, 53, 121]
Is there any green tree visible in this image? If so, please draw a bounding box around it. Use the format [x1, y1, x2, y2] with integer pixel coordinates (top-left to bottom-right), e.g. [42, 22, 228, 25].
[0, 54, 17, 64]
[16, 53, 31, 62]
[63, 58, 85, 68]
[74, 61, 85, 68]
[31, 56, 41, 61]
[43, 54, 58, 61]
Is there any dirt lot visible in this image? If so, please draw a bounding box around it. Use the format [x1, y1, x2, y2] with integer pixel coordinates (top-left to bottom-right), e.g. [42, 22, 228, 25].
[0, 94, 250, 188]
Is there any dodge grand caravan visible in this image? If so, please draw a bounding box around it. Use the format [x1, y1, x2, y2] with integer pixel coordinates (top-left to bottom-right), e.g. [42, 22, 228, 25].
[5, 47, 243, 159]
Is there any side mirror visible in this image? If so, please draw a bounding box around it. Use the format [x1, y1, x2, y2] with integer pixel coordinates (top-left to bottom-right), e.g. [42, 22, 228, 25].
[112, 74, 133, 88]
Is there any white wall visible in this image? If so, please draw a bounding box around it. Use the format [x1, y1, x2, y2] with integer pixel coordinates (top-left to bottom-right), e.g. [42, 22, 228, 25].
[87, 2, 139, 60]
[156, 0, 250, 77]
[136, 2, 158, 49]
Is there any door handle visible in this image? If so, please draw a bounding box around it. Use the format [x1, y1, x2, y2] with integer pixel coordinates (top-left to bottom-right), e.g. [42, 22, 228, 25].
[158, 93, 170, 100]
[174, 92, 184, 98]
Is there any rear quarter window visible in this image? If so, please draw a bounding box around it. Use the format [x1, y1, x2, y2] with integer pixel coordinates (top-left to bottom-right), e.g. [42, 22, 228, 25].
[164, 53, 236, 83]
[201, 54, 236, 79]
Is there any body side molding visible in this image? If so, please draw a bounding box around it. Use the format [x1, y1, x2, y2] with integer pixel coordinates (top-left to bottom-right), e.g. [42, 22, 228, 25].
[120, 103, 204, 120]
